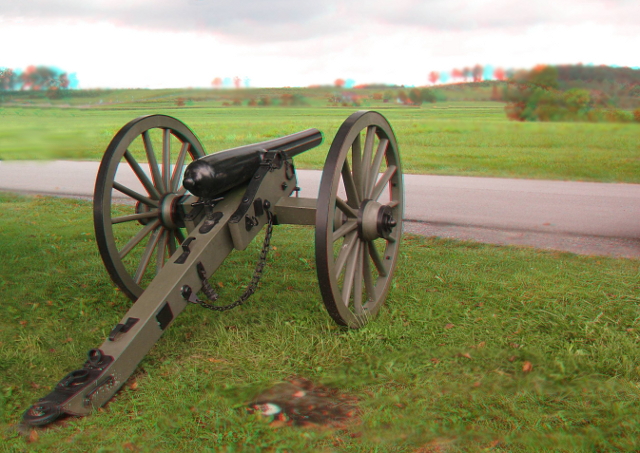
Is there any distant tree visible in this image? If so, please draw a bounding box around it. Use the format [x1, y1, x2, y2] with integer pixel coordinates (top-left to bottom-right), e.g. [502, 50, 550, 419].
[258, 96, 271, 106]
[397, 89, 408, 104]
[420, 88, 437, 103]
[522, 65, 559, 90]
[493, 68, 506, 81]
[451, 68, 463, 81]
[462, 67, 472, 82]
[212, 77, 222, 88]
[281, 93, 293, 106]
[334, 78, 345, 88]
[409, 88, 422, 105]
[634, 108, 640, 122]
[0, 68, 17, 90]
[472, 64, 483, 82]
[233, 76, 241, 89]
[428, 71, 440, 85]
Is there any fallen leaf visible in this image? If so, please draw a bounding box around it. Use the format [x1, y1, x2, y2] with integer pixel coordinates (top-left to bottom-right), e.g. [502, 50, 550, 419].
[29, 382, 41, 390]
[522, 361, 533, 373]
[62, 337, 73, 343]
[477, 341, 486, 349]
[509, 342, 520, 349]
[129, 381, 138, 390]
[472, 381, 481, 388]
[19, 320, 27, 326]
[457, 352, 472, 360]
[508, 355, 517, 362]
[444, 323, 455, 330]
[430, 358, 440, 364]
[207, 358, 227, 363]
[28, 430, 39, 443]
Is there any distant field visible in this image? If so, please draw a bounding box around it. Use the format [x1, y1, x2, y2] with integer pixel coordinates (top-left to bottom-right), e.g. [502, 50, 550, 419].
[0, 97, 638, 183]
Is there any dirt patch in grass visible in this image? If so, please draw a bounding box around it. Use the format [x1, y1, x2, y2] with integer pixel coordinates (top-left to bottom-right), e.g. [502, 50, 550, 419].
[248, 377, 359, 428]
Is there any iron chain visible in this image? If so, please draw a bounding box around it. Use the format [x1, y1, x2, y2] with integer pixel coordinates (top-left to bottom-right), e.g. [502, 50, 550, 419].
[188, 210, 274, 312]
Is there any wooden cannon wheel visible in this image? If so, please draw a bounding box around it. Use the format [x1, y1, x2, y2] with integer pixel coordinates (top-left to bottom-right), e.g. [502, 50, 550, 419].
[93, 115, 205, 301]
[315, 111, 404, 328]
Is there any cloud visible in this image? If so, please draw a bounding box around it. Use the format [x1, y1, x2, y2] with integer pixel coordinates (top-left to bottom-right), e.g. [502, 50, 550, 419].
[1, 0, 638, 42]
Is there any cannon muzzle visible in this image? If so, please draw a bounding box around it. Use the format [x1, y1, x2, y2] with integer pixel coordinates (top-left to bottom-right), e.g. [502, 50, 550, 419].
[183, 128, 322, 199]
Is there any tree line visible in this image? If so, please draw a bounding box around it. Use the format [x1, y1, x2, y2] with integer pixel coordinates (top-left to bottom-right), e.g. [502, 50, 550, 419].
[503, 65, 640, 123]
[0, 65, 77, 97]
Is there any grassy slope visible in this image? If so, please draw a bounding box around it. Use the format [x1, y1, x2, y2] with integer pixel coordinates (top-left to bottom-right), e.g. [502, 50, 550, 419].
[1, 194, 639, 452]
[0, 102, 639, 183]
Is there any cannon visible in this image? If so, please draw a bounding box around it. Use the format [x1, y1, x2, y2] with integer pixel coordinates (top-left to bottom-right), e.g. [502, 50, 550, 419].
[22, 110, 404, 426]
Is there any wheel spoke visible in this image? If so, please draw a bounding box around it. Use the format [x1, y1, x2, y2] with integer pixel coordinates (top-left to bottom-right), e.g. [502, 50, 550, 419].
[156, 228, 169, 273]
[113, 182, 159, 207]
[335, 230, 358, 278]
[351, 133, 364, 201]
[361, 126, 376, 195]
[332, 219, 357, 243]
[341, 240, 361, 307]
[341, 160, 360, 208]
[175, 228, 186, 243]
[124, 150, 161, 200]
[363, 245, 375, 304]
[353, 244, 364, 314]
[142, 130, 165, 194]
[162, 129, 171, 191]
[167, 230, 177, 256]
[118, 219, 161, 260]
[170, 142, 189, 193]
[367, 138, 389, 198]
[371, 165, 397, 202]
[368, 241, 388, 277]
[336, 196, 358, 218]
[111, 210, 159, 225]
[134, 227, 162, 284]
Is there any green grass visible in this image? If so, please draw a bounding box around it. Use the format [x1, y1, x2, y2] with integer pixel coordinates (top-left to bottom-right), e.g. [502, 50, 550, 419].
[1, 194, 640, 452]
[0, 102, 639, 183]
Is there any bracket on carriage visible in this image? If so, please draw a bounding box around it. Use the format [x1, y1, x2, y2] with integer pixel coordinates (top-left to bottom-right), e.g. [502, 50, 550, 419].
[23, 111, 404, 427]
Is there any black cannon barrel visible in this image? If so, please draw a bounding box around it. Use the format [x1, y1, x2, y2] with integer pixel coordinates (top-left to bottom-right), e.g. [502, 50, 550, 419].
[183, 128, 322, 199]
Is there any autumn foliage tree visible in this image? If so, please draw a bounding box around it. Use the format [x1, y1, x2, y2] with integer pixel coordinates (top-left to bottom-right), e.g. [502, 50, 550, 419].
[504, 65, 633, 122]
[428, 71, 439, 85]
[0, 65, 73, 94]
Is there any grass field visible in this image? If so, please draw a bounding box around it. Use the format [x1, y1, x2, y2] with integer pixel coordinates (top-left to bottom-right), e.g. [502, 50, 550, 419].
[0, 99, 639, 183]
[2, 194, 640, 452]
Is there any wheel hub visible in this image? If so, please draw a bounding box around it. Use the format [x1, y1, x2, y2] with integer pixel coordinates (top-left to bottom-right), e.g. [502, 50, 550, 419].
[357, 199, 397, 241]
[159, 193, 181, 230]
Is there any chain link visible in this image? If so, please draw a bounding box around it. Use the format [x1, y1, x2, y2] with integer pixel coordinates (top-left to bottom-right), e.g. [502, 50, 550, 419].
[187, 210, 274, 312]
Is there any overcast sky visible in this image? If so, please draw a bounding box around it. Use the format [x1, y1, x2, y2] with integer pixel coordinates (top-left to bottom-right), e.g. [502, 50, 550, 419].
[1, 0, 638, 88]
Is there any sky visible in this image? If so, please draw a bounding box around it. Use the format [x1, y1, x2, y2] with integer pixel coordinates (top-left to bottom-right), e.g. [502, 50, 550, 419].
[0, 0, 639, 89]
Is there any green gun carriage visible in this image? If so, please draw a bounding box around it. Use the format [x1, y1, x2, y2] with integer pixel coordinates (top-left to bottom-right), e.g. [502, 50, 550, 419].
[23, 110, 404, 426]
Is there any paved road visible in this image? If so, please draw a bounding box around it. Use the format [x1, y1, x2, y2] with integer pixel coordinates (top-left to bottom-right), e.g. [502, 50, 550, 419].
[1, 160, 639, 258]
